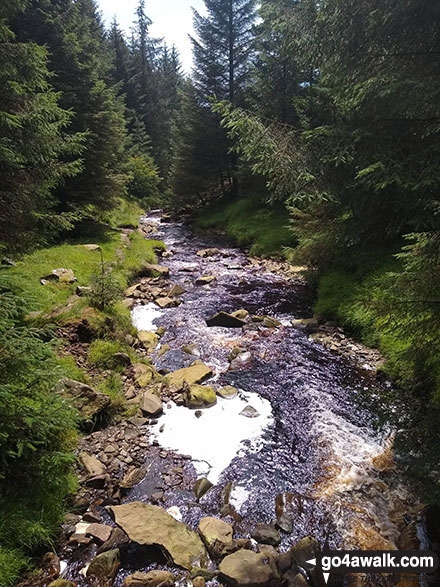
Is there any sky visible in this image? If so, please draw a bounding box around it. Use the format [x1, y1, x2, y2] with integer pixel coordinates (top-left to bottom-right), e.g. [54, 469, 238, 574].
[97, 0, 206, 72]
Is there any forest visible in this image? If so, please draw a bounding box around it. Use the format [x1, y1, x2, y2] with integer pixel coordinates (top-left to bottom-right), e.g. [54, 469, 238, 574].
[1, 0, 440, 585]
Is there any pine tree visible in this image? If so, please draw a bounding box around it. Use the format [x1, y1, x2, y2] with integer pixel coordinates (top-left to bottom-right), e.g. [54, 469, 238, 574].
[0, 0, 82, 254]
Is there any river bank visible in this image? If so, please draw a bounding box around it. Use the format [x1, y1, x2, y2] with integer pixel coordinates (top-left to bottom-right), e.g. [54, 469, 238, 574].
[21, 211, 434, 587]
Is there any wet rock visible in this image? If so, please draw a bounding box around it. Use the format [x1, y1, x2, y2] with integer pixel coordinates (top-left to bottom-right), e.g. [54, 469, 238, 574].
[86, 548, 120, 582]
[79, 452, 106, 477]
[190, 568, 218, 581]
[120, 467, 146, 489]
[138, 331, 160, 350]
[240, 406, 260, 418]
[157, 344, 171, 359]
[206, 312, 246, 328]
[97, 527, 130, 554]
[124, 570, 175, 587]
[140, 391, 163, 416]
[112, 352, 132, 367]
[155, 296, 181, 308]
[41, 552, 60, 580]
[193, 578, 206, 587]
[186, 384, 217, 408]
[194, 477, 214, 500]
[251, 524, 281, 547]
[76, 285, 92, 296]
[41, 268, 76, 284]
[196, 275, 217, 285]
[262, 317, 281, 329]
[110, 502, 208, 570]
[219, 550, 278, 587]
[217, 385, 239, 399]
[85, 474, 109, 489]
[143, 263, 170, 277]
[275, 492, 303, 534]
[168, 284, 186, 297]
[229, 351, 252, 371]
[199, 517, 233, 556]
[55, 378, 110, 420]
[182, 343, 201, 357]
[48, 580, 77, 587]
[86, 523, 113, 544]
[167, 362, 213, 392]
[197, 248, 220, 257]
[82, 510, 102, 523]
[291, 318, 319, 330]
[231, 309, 249, 321]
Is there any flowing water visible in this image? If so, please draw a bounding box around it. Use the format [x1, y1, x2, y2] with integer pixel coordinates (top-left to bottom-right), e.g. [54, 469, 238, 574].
[126, 213, 426, 578]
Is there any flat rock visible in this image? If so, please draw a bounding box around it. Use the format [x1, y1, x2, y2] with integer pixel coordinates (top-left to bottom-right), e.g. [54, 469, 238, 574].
[80, 453, 106, 477]
[143, 263, 170, 277]
[168, 284, 186, 297]
[167, 362, 213, 392]
[140, 391, 163, 417]
[110, 502, 208, 570]
[217, 386, 238, 399]
[86, 523, 113, 544]
[124, 570, 175, 587]
[199, 517, 233, 554]
[219, 550, 278, 586]
[155, 296, 180, 308]
[206, 312, 246, 328]
[196, 276, 217, 285]
[186, 385, 217, 408]
[55, 378, 110, 420]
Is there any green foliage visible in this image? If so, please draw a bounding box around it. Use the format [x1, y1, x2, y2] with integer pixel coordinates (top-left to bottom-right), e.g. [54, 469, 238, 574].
[0, 283, 77, 584]
[98, 372, 125, 411]
[88, 339, 132, 369]
[121, 232, 165, 282]
[127, 155, 162, 205]
[89, 254, 123, 312]
[96, 198, 144, 229]
[0, 547, 29, 587]
[194, 196, 295, 257]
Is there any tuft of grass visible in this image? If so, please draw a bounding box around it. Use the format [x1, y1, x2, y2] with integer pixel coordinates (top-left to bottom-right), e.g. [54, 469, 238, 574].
[57, 356, 90, 383]
[193, 196, 295, 257]
[98, 372, 126, 411]
[0, 548, 29, 587]
[88, 339, 134, 369]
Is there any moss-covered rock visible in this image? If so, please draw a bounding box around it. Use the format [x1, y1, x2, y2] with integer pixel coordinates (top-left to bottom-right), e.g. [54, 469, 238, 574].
[186, 385, 217, 408]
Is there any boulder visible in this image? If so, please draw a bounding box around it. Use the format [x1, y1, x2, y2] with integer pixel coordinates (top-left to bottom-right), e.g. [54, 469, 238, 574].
[86, 523, 113, 544]
[198, 517, 233, 555]
[143, 263, 170, 277]
[206, 312, 246, 328]
[138, 331, 160, 350]
[120, 467, 147, 490]
[55, 378, 110, 420]
[262, 317, 281, 329]
[42, 268, 76, 284]
[291, 318, 319, 329]
[86, 548, 120, 582]
[231, 309, 249, 320]
[48, 580, 77, 587]
[193, 478, 213, 500]
[80, 453, 106, 477]
[219, 550, 278, 587]
[155, 296, 180, 309]
[186, 385, 217, 408]
[168, 284, 186, 297]
[140, 391, 163, 417]
[240, 406, 260, 418]
[197, 248, 220, 257]
[110, 502, 208, 570]
[195, 276, 217, 286]
[217, 386, 238, 399]
[251, 524, 281, 547]
[112, 352, 132, 367]
[167, 362, 213, 392]
[124, 570, 175, 587]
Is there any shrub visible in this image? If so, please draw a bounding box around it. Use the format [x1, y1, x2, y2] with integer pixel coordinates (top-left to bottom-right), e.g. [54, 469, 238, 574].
[127, 155, 162, 205]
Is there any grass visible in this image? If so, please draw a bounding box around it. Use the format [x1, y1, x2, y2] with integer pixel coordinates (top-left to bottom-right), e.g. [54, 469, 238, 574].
[88, 339, 134, 369]
[87, 197, 145, 229]
[193, 196, 295, 257]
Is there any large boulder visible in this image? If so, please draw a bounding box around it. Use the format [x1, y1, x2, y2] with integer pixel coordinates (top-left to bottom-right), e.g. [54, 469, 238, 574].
[167, 362, 213, 392]
[41, 268, 76, 284]
[206, 312, 246, 328]
[219, 550, 278, 587]
[55, 378, 110, 420]
[186, 385, 217, 408]
[110, 502, 208, 570]
[140, 391, 163, 417]
[124, 570, 175, 587]
[198, 517, 233, 556]
[86, 548, 120, 582]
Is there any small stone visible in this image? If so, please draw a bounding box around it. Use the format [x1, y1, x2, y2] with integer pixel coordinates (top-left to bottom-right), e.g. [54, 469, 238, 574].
[86, 523, 113, 544]
[168, 284, 186, 297]
[251, 523, 281, 547]
[196, 248, 220, 257]
[199, 517, 233, 555]
[143, 263, 170, 277]
[79, 453, 106, 477]
[230, 309, 249, 320]
[196, 275, 217, 285]
[76, 285, 92, 296]
[112, 352, 132, 367]
[155, 296, 180, 308]
[123, 570, 175, 587]
[193, 578, 206, 587]
[240, 406, 260, 418]
[219, 549, 278, 586]
[217, 385, 238, 399]
[186, 384, 217, 408]
[140, 391, 163, 417]
[48, 580, 77, 587]
[138, 331, 159, 350]
[194, 478, 213, 500]
[262, 316, 281, 329]
[41, 268, 76, 284]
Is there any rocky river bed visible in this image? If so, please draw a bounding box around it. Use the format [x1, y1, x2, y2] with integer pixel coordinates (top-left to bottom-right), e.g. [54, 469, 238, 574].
[46, 212, 434, 587]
